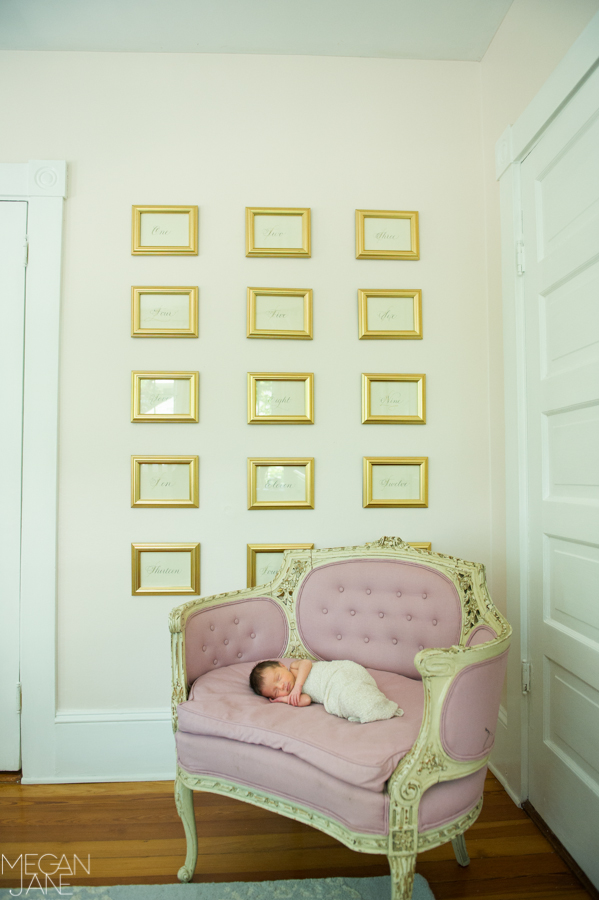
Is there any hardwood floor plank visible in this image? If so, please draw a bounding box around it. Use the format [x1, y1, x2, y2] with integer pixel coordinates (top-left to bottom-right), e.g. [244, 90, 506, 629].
[0, 778, 593, 898]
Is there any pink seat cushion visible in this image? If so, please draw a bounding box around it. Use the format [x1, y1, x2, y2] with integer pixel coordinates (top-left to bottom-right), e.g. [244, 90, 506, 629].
[177, 660, 424, 792]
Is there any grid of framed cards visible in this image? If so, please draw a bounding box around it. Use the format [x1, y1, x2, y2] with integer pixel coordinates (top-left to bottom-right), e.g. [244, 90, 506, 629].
[129, 204, 430, 594]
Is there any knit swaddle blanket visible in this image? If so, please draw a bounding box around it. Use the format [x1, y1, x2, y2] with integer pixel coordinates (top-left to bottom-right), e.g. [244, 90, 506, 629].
[302, 660, 404, 723]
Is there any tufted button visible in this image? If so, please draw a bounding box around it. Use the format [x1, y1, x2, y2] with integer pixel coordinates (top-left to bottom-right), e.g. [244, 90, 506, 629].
[406, 615, 412, 621]
[379, 612, 384, 618]
[338, 586, 344, 593]
[432, 619, 437, 626]
[337, 634, 342, 640]
[234, 618, 239, 624]
[350, 610, 356, 616]
[210, 624, 215, 631]
[396, 591, 402, 597]
[422, 593, 427, 599]
[418, 645, 424, 651]
[202, 645, 206, 651]
[224, 639, 229, 645]
[213, 659, 218, 664]
[366, 589, 371, 595]
[364, 637, 369, 643]
[322, 608, 328, 614]
[392, 638, 398, 645]
[237, 653, 242, 658]
[250, 632, 256, 638]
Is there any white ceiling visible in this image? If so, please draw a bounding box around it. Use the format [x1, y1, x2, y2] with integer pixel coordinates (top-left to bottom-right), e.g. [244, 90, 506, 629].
[0, 0, 514, 60]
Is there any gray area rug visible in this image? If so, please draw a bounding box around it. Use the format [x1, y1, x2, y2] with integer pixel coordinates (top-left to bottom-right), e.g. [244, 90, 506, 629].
[0, 875, 434, 899]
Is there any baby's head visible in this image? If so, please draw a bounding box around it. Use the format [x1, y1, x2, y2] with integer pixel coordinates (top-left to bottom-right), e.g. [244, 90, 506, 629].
[250, 660, 295, 699]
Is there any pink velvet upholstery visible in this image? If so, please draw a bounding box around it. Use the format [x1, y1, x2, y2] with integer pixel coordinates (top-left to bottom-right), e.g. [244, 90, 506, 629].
[297, 559, 462, 679]
[418, 767, 487, 831]
[176, 732, 390, 834]
[184, 597, 288, 684]
[177, 660, 424, 791]
[440, 649, 509, 760]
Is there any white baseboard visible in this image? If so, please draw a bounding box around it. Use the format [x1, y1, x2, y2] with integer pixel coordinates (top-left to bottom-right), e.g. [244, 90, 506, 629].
[489, 760, 523, 808]
[23, 708, 176, 783]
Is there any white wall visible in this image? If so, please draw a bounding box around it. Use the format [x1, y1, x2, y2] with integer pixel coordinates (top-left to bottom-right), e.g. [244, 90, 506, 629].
[1, 51, 491, 727]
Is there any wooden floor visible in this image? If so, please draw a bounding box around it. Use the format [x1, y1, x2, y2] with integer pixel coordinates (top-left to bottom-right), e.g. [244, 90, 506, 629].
[0, 772, 592, 899]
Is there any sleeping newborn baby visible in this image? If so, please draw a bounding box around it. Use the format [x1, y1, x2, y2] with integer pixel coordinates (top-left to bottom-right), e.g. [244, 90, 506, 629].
[250, 658, 403, 724]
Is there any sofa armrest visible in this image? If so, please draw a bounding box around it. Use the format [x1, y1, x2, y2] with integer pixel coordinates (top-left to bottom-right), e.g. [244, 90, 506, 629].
[388, 628, 511, 802]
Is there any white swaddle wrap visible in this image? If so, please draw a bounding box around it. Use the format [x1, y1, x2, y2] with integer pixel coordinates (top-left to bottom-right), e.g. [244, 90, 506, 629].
[302, 660, 404, 724]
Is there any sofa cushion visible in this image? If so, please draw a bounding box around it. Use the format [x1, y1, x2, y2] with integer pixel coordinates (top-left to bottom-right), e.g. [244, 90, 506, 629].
[296, 559, 462, 679]
[177, 660, 424, 792]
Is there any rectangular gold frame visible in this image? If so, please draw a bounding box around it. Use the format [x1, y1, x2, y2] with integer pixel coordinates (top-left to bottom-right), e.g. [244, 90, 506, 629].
[247, 287, 313, 340]
[247, 543, 314, 588]
[248, 458, 315, 510]
[409, 542, 432, 551]
[131, 542, 200, 595]
[248, 372, 314, 424]
[355, 209, 419, 260]
[358, 289, 422, 340]
[363, 456, 428, 508]
[362, 373, 426, 424]
[131, 205, 198, 255]
[246, 207, 311, 257]
[131, 286, 198, 338]
[131, 456, 199, 508]
[131, 371, 199, 423]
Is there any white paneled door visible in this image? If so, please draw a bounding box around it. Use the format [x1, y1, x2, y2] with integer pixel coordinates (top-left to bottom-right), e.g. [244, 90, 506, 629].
[520, 66, 599, 883]
[0, 201, 27, 770]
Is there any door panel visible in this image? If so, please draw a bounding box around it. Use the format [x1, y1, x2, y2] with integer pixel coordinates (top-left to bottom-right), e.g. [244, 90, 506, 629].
[0, 200, 27, 770]
[521, 62, 599, 885]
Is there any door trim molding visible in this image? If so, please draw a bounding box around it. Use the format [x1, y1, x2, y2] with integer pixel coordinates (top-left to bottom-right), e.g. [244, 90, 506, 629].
[0, 161, 66, 780]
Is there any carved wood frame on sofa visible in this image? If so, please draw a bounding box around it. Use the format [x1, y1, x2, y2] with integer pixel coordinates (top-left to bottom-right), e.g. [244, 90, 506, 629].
[170, 537, 510, 899]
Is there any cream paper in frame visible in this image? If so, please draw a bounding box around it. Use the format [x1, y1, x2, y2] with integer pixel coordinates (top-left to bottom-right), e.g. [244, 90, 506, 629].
[138, 294, 191, 330]
[256, 465, 306, 503]
[255, 379, 307, 418]
[255, 551, 286, 586]
[139, 463, 192, 502]
[253, 215, 304, 250]
[254, 295, 306, 332]
[363, 217, 412, 253]
[139, 213, 191, 248]
[371, 465, 421, 501]
[367, 296, 415, 332]
[139, 551, 191, 589]
[369, 380, 419, 417]
[138, 377, 191, 416]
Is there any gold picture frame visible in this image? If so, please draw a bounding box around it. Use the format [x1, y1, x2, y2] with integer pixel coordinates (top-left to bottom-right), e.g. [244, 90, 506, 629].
[247, 287, 313, 340]
[131, 542, 200, 595]
[248, 458, 315, 510]
[362, 373, 426, 424]
[246, 207, 311, 257]
[131, 456, 199, 508]
[409, 542, 432, 551]
[131, 205, 198, 255]
[247, 543, 314, 588]
[131, 371, 199, 423]
[363, 456, 428, 508]
[131, 286, 198, 338]
[356, 210, 419, 260]
[358, 289, 422, 340]
[248, 373, 314, 424]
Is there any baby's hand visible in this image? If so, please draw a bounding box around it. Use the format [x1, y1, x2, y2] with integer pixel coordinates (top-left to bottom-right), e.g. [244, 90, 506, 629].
[288, 685, 303, 707]
[269, 695, 290, 704]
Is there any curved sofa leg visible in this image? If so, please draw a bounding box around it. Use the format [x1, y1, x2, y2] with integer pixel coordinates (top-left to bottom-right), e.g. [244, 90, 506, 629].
[174, 776, 198, 882]
[451, 833, 470, 867]
[388, 853, 417, 900]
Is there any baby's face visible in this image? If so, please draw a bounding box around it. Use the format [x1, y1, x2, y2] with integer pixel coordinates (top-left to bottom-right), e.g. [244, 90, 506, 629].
[260, 663, 296, 699]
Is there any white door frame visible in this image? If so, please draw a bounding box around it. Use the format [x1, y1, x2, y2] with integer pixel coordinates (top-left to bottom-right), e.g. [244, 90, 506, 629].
[496, 13, 599, 802]
[0, 161, 66, 780]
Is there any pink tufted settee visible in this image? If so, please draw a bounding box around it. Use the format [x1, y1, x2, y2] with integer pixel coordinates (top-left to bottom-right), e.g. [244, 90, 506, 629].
[169, 537, 510, 899]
